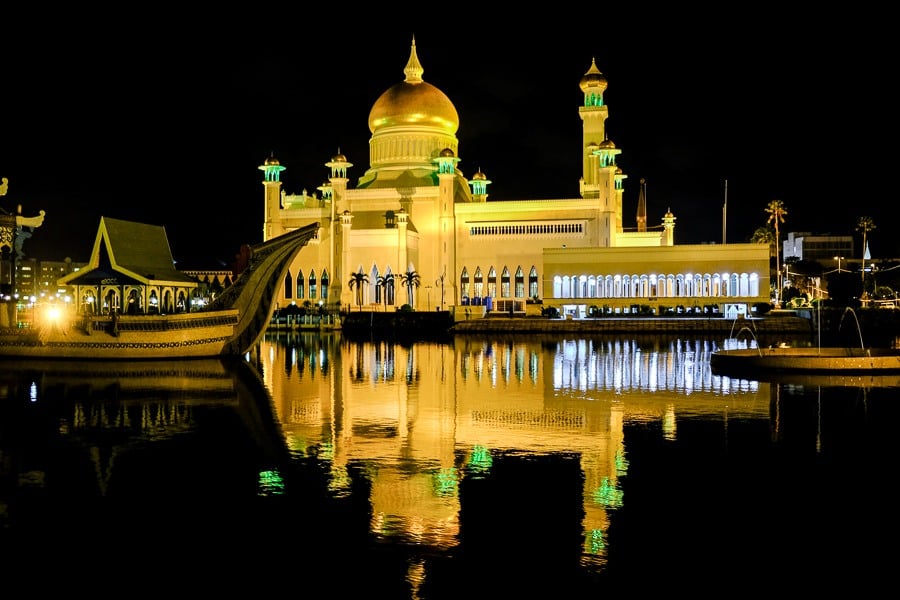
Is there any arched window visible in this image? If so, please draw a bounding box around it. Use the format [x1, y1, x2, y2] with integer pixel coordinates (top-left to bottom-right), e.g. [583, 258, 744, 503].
[309, 270, 317, 300]
[514, 266, 525, 298]
[474, 267, 483, 299]
[371, 264, 380, 304]
[82, 291, 96, 314]
[385, 267, 395, 306]
[126, 289, 141, 314]
[528, 266, 539, 299]
[501, 267, 511, 298]
[460, 267, 470, 299]
[284, 270, 293, 300]
[297, 270, 305, 299]
[321, 270, 329, 300]
[487, 267, 497, 299]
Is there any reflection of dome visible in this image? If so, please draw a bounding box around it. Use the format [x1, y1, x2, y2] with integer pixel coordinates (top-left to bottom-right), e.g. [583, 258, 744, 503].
[368, 39, 459, 134]
[579, 58, 608, 93]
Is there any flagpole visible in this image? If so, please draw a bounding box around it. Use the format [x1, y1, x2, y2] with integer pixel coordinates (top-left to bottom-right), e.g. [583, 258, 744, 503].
[722, 179, 728, 244]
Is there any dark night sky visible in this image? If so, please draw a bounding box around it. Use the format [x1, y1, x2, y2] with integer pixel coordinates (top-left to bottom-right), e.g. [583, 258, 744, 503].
[1, 8, 893, 266]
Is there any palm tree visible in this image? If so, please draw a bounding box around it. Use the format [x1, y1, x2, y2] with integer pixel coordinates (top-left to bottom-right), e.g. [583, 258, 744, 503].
[347, 270, 369, 311]
[765, 200, 788, 305]
[376, 274, 395, 311]
[856, 216, 876, 289]
[399, 269, 421, 307]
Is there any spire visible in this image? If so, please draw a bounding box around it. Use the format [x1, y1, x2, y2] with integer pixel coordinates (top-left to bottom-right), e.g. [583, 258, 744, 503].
[637, 178, 647, 232]
[404, 36, 424, 83]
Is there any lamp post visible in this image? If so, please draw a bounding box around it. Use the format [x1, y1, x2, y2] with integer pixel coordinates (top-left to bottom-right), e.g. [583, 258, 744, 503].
[834, 256, 844, 273]
[435, 270, 446, 311]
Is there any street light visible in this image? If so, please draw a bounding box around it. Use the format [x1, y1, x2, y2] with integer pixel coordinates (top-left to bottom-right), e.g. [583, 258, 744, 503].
[834, 256, 844, 272]
[436, 270, 446, 311]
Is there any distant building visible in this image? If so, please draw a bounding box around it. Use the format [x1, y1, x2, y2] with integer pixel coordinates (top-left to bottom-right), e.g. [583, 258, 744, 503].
[783, 231, 854, 263]
[13, 258, 82, 301]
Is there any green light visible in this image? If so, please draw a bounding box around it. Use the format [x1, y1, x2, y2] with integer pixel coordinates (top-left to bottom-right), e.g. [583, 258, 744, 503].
[593, 477, 624, 508]
[588, 528, 605, 553]
[432, 467, 459, 497]
[466, 445, 493, 474]
[258, 469, 285, 496]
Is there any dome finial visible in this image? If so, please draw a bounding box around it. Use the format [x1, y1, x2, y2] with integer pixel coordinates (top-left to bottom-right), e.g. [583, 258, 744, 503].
[404, 36, 424, 83]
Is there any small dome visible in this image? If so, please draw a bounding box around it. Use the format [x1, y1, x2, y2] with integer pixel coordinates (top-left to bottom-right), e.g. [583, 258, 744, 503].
[599, 139, 616, 149]
[264, 155, 280, 166]
[332, 153, 348, 163]
[579, 58, 608, 93]
[472, 170, 486, 181]
[439, 147, 455, 157]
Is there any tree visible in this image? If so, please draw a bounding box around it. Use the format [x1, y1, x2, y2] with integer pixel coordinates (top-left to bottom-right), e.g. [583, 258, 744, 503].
[399, 269, 421, 307]
[856, 215, 876, 289]
[376, 274, 395, 311]
[765, 200, 788, 304]
[750, 225, 775, 247]
[348, 270, 369, 311]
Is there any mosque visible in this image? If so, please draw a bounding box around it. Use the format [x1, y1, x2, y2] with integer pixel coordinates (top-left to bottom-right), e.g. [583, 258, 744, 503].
[260, 39, 769, 320]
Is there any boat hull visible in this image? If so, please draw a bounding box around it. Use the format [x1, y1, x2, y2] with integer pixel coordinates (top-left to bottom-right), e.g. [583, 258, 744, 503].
[0, 309, 242, 360]
[710, 346, 900, 375]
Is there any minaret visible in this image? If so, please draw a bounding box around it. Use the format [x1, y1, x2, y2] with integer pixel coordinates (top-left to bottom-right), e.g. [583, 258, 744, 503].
[662, 208, 676, 246]
[467, 167, 491, 203]
[578, 58, 608, 200]
[326, 150, 352, 306]
[592, 138, 621, 247]
[259, 155, 286, 242]
[325, 150, 352, 214]
[435, 148, 462, 306]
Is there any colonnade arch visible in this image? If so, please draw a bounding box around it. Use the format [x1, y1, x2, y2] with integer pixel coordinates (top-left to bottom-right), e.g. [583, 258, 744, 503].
[459, 264, 540, 305]
[552, 270, 760, 302]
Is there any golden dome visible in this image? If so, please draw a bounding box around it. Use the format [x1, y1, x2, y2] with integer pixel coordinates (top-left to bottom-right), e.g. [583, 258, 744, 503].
[472, 169, 486, 181]
[599, 138, 616, 149]
[579, 57, 607, 93]
[264, 155, 281, 166]
[368, 39, 459, 134]
[439, 147, 455, 157]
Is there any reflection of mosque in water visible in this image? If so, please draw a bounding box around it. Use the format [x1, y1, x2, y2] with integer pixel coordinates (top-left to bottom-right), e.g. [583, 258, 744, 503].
[260, 332, 769, 568]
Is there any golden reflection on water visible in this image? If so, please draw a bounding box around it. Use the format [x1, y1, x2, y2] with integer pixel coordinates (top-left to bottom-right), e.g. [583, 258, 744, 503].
[260, 332, 772, 572]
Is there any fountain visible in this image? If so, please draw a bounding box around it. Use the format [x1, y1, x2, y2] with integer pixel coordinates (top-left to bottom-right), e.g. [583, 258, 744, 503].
[711, 306, 900, 376]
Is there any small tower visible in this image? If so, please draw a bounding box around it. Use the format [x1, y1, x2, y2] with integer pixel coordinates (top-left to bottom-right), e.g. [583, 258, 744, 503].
[326, 150, 353, 214]
[662, 208, 677, 246]
[467, 168, 492, 203]
[259, 155, 286, 242]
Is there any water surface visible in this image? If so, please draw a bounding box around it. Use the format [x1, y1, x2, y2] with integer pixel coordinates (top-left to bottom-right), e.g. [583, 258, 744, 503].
[1, 333, 895, 595]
